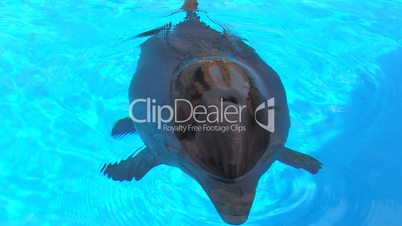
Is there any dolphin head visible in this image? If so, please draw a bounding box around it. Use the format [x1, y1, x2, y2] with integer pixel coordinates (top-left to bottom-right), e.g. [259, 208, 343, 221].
[171, 57, 271, 179]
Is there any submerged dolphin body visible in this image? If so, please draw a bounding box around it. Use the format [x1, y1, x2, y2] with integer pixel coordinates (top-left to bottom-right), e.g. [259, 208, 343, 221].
[103, 0, 322, 224]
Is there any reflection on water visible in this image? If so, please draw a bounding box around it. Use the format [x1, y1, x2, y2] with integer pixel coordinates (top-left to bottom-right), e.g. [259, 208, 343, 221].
[0, 0, 401, 225]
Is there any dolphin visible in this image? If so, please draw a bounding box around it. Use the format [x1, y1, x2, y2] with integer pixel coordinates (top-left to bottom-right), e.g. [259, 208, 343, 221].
[102, 0, 322, 224]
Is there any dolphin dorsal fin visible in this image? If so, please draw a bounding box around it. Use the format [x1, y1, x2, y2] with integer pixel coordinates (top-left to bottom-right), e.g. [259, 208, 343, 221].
[182, 0, 198, 10]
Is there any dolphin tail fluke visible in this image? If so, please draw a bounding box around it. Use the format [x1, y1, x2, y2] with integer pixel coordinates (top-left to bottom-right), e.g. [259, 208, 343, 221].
[111, 117, 136, 138]
[101, 149, 158, 181]
[182, 0, 198, 10]
[278, 147, 322, 174]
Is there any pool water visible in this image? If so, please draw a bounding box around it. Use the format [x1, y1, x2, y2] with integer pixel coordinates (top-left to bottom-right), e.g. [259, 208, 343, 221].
[1, 0, 402, 225]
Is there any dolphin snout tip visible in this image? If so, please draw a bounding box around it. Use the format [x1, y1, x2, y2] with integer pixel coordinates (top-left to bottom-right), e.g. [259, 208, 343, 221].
[221, 213, 249, 225]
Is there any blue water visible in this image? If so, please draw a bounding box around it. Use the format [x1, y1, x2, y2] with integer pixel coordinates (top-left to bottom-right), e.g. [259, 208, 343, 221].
[1, 1, 402, 225]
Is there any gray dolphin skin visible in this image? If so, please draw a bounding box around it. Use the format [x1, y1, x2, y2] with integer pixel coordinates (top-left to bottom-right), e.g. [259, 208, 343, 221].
[102, 0, 322, 224]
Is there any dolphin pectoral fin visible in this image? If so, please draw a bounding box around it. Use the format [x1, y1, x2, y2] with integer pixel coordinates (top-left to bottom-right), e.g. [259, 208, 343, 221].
[111, 117, 136, 138]
[101, 149, 158, 181]
[135, 27, 165, 38]
[135, 23, 171, 38]
[278, 147, 322, 174]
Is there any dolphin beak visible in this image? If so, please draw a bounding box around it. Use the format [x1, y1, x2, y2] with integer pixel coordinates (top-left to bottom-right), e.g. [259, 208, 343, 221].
[204, 181, 257, 225]
[221, 214, 249, 225]
[213, 193, 254, 225]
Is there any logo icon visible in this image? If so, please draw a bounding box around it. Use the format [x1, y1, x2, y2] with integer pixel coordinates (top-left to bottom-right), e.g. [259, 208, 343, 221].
[254, 98, 275, 133]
